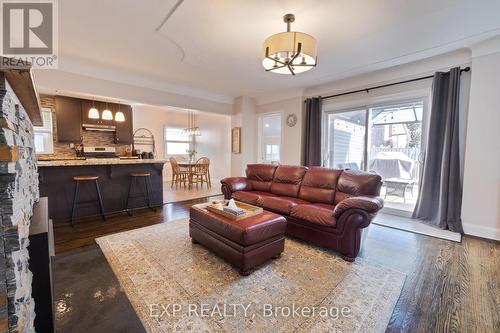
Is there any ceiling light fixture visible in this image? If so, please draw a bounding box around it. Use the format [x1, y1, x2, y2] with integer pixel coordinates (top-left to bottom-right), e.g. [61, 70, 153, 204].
[102, 100, 113, 120]
[88, 98, 100, 119]
[114, 102, 125, 122]
[262, 14, 317, 75]
[182, 111, 201, 136]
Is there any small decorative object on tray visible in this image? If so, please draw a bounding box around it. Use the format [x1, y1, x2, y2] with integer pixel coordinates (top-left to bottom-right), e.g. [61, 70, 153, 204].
[227, 199, 237, 209]
[223, 206, 245, 216]
[206, 199, 263, 220]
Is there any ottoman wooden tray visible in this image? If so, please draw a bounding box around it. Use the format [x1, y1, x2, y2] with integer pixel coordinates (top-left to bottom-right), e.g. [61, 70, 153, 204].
[205, 200, 263, 220]
[189, 202, 286, 275]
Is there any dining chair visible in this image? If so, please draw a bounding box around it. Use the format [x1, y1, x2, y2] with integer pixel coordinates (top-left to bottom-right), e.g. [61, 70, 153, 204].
[190, 157, 211, 189]
[169, 157, 189, 188]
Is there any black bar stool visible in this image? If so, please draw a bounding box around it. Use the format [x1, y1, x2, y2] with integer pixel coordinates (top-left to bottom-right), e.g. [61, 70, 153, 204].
[70, 175, 105, 225]
[125, 172, 155, 215]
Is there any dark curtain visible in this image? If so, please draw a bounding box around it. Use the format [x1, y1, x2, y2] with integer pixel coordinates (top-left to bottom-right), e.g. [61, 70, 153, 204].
[412, 67, 463, 233]
[304, 97, 322, 166]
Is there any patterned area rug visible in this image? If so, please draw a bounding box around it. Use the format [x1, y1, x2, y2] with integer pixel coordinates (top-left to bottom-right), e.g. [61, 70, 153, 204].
[96, 219, 405, 333]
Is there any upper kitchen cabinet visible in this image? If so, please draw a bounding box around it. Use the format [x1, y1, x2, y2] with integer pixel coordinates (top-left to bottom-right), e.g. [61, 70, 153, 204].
[55, 96, 82, 142]
[114, 104, 133, 144]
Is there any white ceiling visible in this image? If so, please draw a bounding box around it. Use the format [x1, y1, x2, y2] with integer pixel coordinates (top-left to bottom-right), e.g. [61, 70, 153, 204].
[55, 0, 500, 103]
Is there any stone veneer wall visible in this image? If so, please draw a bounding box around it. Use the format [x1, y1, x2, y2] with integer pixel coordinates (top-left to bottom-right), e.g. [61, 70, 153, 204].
[39, 95, 130, 158]
[0, 74, 39, 332]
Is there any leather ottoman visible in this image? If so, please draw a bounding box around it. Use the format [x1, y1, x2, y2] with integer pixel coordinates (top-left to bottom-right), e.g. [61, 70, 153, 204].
[189, 203, 286, 275]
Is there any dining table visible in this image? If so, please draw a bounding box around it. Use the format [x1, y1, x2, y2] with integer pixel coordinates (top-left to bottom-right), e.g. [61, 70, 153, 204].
[177, 160, 211, 188]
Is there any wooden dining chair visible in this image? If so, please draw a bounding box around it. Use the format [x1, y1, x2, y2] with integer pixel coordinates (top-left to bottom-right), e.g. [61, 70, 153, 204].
[169, 157, 189, 188]
[191, 157, 211, 189]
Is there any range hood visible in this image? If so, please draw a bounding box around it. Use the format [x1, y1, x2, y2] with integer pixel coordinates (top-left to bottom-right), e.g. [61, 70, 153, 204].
[82, 123, 116, 131]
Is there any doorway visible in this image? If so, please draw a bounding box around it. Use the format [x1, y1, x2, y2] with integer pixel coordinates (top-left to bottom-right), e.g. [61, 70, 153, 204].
[258, 112, 282, 164]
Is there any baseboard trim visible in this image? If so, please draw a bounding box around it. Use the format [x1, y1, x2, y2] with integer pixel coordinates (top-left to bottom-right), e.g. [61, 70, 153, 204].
[462, 223, 500, 241]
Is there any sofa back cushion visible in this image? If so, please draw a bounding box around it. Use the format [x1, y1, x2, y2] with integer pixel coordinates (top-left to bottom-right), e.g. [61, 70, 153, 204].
[334, 170, 382, 204]
[246, 164, 278, 192]
[270, 165, 308, 197]
[298, 167, 342, 204]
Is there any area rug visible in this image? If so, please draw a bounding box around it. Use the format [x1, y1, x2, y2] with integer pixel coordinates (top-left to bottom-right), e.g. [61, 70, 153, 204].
[96, 219, 406, 333]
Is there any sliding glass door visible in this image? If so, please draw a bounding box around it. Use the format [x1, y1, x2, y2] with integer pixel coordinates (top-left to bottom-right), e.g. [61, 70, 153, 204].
[324, 100, 426, 214]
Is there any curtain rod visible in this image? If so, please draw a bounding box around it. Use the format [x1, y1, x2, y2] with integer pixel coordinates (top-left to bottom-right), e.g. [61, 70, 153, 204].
[308, 66, 471, 102]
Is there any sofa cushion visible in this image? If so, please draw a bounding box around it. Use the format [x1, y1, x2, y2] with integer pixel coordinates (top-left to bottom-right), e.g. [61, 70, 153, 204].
[334, 170, 382, 204]
[270, 165, 308, 197]
[261, 196, 309, 215]
[290, 203, 336, 226]
[246, 164, 277, 192]
[298, 167, 342, 204]
[232, 191, 276, 206]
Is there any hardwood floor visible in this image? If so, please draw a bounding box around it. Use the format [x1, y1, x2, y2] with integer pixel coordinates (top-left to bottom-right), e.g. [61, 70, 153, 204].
[53, 198, 500, 332]
[362, 226, 499, 333]
[53, 197, 219, 253]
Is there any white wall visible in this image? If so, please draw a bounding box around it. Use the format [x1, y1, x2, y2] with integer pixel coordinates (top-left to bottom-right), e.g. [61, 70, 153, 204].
[461, 38, 500, 240]
[133, 105, 231, 181]
[305, 49, 472, 97]
[231, 97, 257, 176]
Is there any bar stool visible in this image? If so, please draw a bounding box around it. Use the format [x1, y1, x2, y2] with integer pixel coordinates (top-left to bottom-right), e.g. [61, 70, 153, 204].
[70, 175, 105, 225]
[125, 172, 155, 215]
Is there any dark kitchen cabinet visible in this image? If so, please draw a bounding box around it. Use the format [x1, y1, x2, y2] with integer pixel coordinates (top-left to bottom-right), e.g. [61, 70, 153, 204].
[114, 104, 133, 144]
[55, 96, 82, 142]
[79, 98, 133, 144]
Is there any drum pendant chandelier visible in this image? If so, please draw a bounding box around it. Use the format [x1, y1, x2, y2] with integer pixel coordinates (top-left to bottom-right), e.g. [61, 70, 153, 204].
[262, 14, 317, 75]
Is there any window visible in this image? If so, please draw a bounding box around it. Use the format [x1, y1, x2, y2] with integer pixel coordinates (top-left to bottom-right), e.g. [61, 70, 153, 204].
[164, 127, 192, 156]
[265, 144, 280, 162]
[33, 108, 53, 154]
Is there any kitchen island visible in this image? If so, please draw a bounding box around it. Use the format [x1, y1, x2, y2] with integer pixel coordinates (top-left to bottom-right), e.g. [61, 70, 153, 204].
[38, 159, 167, 223]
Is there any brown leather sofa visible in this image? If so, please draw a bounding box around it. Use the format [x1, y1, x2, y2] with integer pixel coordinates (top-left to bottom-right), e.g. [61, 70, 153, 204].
[221, 164, 383, 261]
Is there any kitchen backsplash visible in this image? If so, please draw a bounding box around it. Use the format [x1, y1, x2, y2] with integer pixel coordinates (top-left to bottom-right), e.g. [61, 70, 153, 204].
[39, 95, 131, 159]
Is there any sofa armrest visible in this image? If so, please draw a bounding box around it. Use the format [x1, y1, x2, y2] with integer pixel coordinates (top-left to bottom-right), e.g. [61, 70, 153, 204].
[333, 196, 384, 219]
[220, 177, 251, 199]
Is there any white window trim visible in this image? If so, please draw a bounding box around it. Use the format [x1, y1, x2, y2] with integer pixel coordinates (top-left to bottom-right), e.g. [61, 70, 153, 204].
[164, 126, 194, 158]
[34, 107, 54, 155]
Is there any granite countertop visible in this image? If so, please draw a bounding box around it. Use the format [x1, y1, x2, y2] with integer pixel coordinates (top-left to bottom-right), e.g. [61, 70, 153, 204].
[37, 158, 168, 167]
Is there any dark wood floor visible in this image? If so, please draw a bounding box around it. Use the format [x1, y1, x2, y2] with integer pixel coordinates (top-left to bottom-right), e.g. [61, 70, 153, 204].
[53, 197, 215, 253]
[53, 197, 500, 333]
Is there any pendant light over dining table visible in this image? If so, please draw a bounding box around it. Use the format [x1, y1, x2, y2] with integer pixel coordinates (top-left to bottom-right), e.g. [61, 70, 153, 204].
[182, 110, 201, 136]
[262, 14, 317, 75]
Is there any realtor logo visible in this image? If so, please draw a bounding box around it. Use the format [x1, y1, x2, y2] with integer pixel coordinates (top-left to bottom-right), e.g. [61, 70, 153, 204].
[1, 0, 58, 68]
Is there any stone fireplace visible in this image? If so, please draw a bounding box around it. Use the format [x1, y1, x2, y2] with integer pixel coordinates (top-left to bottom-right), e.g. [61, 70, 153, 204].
[0, 68, 42, 332]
